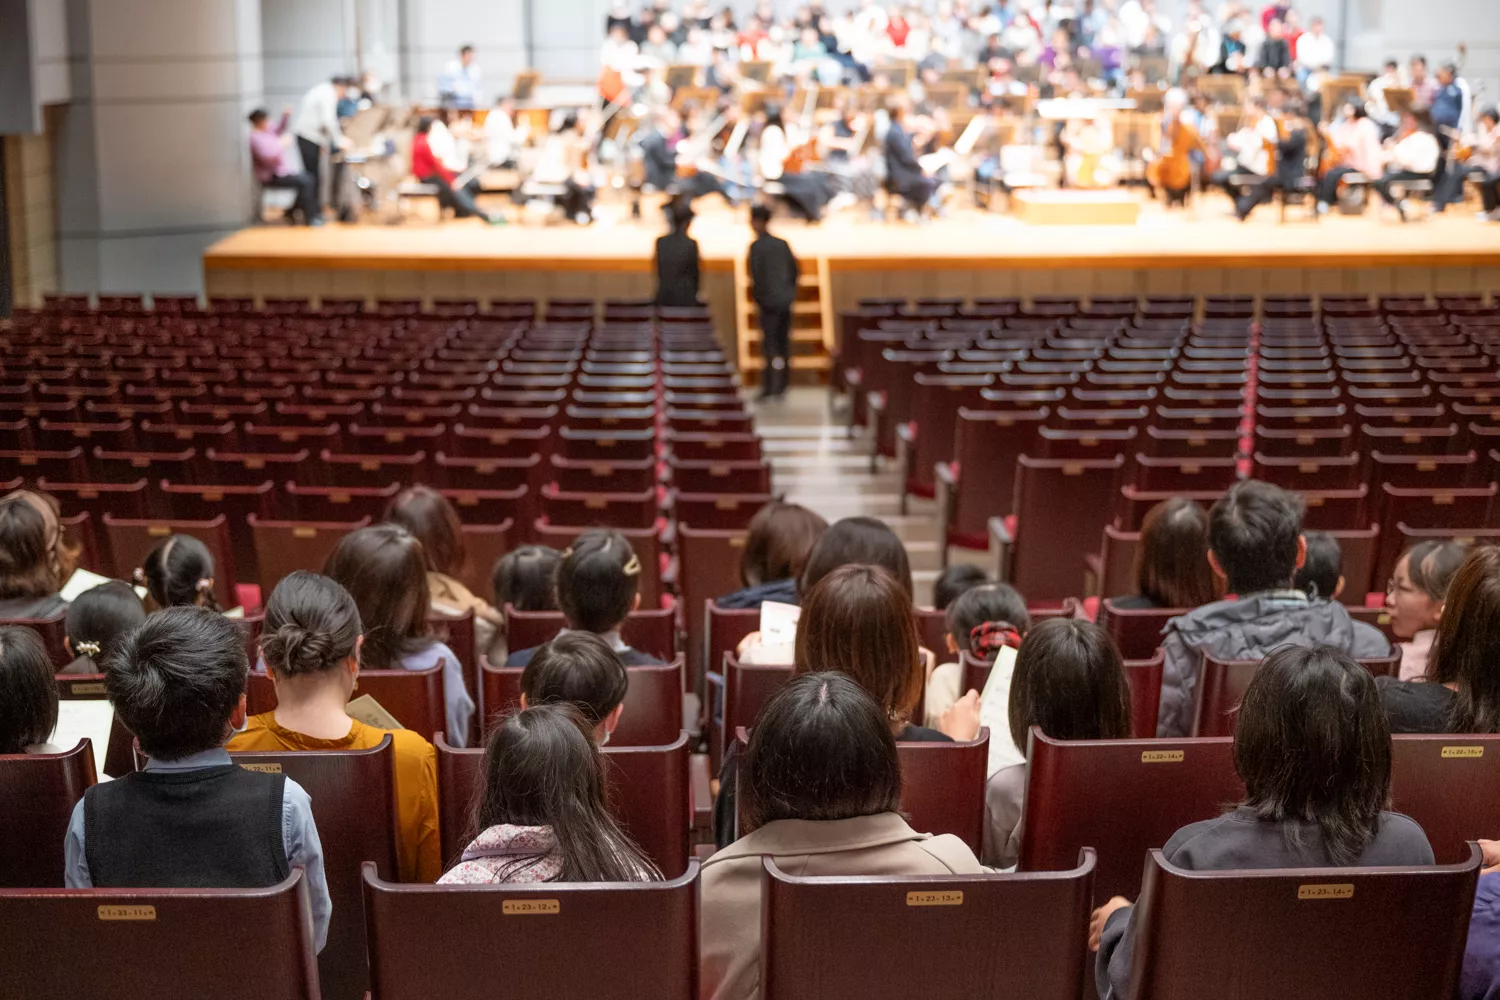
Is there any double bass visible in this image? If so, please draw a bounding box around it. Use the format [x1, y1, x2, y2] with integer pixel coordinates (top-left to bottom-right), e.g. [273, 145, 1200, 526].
[1147, 117, 1207, 204]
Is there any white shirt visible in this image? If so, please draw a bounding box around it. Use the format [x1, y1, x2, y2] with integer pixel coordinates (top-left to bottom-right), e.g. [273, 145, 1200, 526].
[1295, 30, 1334, 72]
[1332, 116, 1384, 176]
[1389, 129, 1440, 175]
[759, 123, 790, 181]
[427, 119, 466, 174]
[484, 109, 518, 165]
[1227, 114, 1278, 176]
[293, 82, 343, 147]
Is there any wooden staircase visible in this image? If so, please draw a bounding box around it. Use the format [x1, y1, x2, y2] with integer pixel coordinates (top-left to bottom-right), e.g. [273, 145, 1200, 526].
[733, 254, 835, 381]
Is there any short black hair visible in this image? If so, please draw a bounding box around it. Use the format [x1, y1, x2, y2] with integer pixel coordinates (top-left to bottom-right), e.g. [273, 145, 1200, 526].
[1294, 530, 1343, 601]
[946, 582, 1030, 653]
[1207, 479, 1305, 595]
[1008, 617, 1132, 756]
[248, 108, 269, 126]
[520, 631, 629, 727]
[494, 546, 563, 612]
[741, 672, 902, 830]
[750, 204, 773, 226]
[460, 44, 475, 55]
[800, 516, 913, 597]
[932, 564, 989, 611]
[557, 531, 641, 633]
[107, 607, 248, 761]
[0, 627, 59, 754]
[1235, 644, 1391, 866]
[64, 580, 146, 670]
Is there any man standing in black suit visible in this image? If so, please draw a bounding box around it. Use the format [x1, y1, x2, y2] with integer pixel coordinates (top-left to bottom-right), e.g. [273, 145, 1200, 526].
[747, 204, 799, 400]
[654, 196, 701, 309]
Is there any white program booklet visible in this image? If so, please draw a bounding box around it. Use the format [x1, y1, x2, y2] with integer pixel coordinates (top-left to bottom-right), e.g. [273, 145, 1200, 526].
[49, 700, 117, 783]
[758, 601, 802, 647]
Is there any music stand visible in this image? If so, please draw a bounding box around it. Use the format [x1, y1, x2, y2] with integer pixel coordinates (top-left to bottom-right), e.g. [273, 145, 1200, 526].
[740, 60, 772, 84]
[512, 70, 541, 102]
[1127, 87, 1166, 113]
[1384, 87, 1415, 116]
[1198, 74, 1245, 108]
[665, 64, 698, 90]
[884, 61, 916, 88]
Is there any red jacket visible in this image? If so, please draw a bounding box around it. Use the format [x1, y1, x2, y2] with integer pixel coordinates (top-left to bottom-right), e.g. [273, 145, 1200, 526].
[411, 133, 454, 184]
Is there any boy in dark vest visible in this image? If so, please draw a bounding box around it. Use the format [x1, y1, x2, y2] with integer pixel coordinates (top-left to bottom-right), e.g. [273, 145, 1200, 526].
[63, 606, 331, 952]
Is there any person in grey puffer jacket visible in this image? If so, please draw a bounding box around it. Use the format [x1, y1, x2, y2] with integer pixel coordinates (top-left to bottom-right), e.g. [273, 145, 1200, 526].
[1157, 480, 1391, 738]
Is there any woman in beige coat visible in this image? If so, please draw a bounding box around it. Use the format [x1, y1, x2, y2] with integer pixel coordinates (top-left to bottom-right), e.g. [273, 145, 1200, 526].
[700, 672, 988, 1000]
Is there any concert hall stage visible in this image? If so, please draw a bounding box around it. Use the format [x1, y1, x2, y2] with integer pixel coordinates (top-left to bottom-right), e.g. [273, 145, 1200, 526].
[204, 197, 1500, 349]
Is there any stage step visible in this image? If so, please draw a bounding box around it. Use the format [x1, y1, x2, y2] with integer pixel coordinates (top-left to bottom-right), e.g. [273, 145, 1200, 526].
[734, 254, 834, 374]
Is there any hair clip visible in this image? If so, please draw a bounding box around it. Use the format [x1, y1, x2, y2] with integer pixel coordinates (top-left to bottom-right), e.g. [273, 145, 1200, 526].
[75, 640, 102, 657]
[561, 547, 575, 559]
[970, 621, 1023, 654]
[131, 567, 147, 586]
[196, 578, 213, 592]
[622, 553, 641, 577]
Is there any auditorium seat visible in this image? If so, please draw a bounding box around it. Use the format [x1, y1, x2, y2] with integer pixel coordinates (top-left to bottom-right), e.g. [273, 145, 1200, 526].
[1252, 424, 1353, 458]
[556, 425, 657, 463]
[666, 431, 762, 463]
[551, 453, 657, 494]
[101, 513, 237, 607]
[33, 478, 148, 522]
[1017, 729, 1245, 901]
[532, 522, 664, 607]
[0, 871, 320, 998]
[895, 730, 990, 852]
[0, 740, 96, 888]
[480, 657, 684, 748]
[715, 655, 794, 764]
[672, 491, 773, 532]
[1374, 483, 1500, 588]
[248, 514, 370, 594]
[435, 732, 692, 877]
[1097, 600, 1180, 661]
[1007, 455, 1124, 603]
[361, 860, 699, 1000]
[1122, 845, 1479, 1000]
[937, 406, 1050, 551]
[541, 484, 658, 530]
[669, 458, 772, 496]
[1195, 649, 1402, 737]
[229, 737, 399, 1000]
[760, 851, 1095, 1000]
[454, 520, 512, 600]
[503, 604, 676, 663]
[1390, 733, 1500, 864]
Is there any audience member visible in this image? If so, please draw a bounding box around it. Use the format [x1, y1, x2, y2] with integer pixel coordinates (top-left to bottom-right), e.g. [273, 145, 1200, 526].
[228, 571, 441, 882]
[717, 501, 828, 609]
[61, 581, 145, 675]
[519, 631, 630, 743]
[64, 607, 331, 952]
[1463, 842, 1500, 1000]
[1093, 645, 1434, 997]
[700, 672, 987, 1000]
[983, 618, 1132, 868]
[323, 524, 474, 747]
[0, 626, 61, 754]
[1378, 546, 1500, 734]
[440, 703, 659, 884]
[137, 535, 222, 611]
[932, 563, 990, 611]
[1293, 530, 1346, 601]
[505, 530, 662, 667]
[1110, 498, 1220, 610]
[924, 583, 1031, 757]
[384, 485, 504, 660]
[0, 490, 76, 620]
[1158, 480, 1390, 738]
[1386, 540, 1468, 681]
[655, 195, 702, 308]
[493, 545, 563, 613]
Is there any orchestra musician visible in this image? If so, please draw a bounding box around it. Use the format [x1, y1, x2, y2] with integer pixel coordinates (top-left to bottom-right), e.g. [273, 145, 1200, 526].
[1146, 88, 1206, 205]
[1210, 97, 1279, 220]
[1468, 108, 1500, 221]
[639, 107, 681, 191]
[1372, 108, 1441, 222]
[674, 105, 746, 207]
[411, 115, 496, 223]
[533, 112, 598, 225]
[883, 102, 938, 218]
[1061, 108, 1121, 189]
[1315, 100, 1383, 215]
[759, 105, 834, 221]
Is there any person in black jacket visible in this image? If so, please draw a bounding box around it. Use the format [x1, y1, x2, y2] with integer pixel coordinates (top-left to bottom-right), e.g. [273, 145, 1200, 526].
[883, 104, 938, 217]
[748, 204, 798, 400]
[654, 196, 701, 308]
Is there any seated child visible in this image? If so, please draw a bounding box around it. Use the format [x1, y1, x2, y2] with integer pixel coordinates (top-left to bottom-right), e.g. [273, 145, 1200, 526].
[520, 631, 630, 744]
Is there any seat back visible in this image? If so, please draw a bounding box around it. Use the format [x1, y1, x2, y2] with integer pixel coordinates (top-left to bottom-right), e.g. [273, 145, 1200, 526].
[0, 741, 97, 887]
[1195, 649, 1402, 737]
[1125, 846, 1479, 1000]
[3, 613, 69, 667]
[1011, 456, 1124, 602]
[249, 515, 371, 594]
[678, 526, 748, 687]
[435, 733, 692, 878]
[722, 653, 795, 757]
[1391, 733, 1500, 865]
[760, 852, 1095, 1000]
[229, 737, 399, 1000]
[948, 407, 1049, 545]
[0, 871, 320, 998]
[245, 666, 446, 742]
[362, 861, 699, 1000]
[531, 521, 664, 607]
[895, 730, 990, 852]
[480, 658, 685, 748]
[1017, 730, 1244, 901]
[503, 605, 677, 662]
[1097, 600, 1181, 661]
[101, 513, 236, 607]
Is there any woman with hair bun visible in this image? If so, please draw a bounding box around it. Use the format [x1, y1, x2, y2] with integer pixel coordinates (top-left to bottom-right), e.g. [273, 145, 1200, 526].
[228, 570, 441, 881]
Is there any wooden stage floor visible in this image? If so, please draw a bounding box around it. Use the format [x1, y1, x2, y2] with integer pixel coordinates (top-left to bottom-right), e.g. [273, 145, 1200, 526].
[203, 193, 1500, 315]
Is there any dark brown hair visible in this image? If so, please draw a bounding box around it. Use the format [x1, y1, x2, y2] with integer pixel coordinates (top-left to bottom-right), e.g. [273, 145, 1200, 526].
[64, 581, 145, 671]
[521, 631, 629, 727]
[493, 546, 563, 612]
[1134, 497, 1220, 608]
[738, 501, 828, 588]
[1207, 480, 1306, 594]
[798, 516, 913, 597]
[260, 571, 363, 677]
[946, 583, 1030, 655]
[1406, 539, 1470, 604]
[464, 703, 659, 881]
[0, 626, 59, 754]
[138, 535, 221, 611]
[1008, 618, 1132, 757]
[384, 485, 465, 577]
[322, 524, 432, 670]
[1234, 644, 1392, 866]
[741, 672, 903, 830]
[794, 564, 923, 730]
[0, 491, 73, 600]
[556, 530, 640, 633]
[1429, 546, 1500, 732]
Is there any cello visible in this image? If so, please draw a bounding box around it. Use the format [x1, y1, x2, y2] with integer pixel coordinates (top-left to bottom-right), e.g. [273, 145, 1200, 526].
[1147, 117, 1206, 205]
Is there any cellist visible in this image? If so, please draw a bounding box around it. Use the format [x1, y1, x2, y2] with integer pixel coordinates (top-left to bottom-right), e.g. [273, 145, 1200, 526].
[1314, 99, 1382, 215]
[1146, 87, 1207, 206]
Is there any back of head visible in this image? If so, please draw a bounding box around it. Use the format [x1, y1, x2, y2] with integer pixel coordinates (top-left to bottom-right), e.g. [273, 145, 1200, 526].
[933, 564, 989, 612]
[743, 672, 902, 830]
[556, 531, 640, 634]
[322, 524, 431, 670]
[1234, 644, 1390, 865]
[520, 631, 629, 727]
[1431, 546, 1500, 732]
[739, 501, 829, 588]
[1136, 497, 1220, 608]
[384, 486, 465, 576]
[1408, 539, 1469, 605]
[1207, 479, 1305, 595]
[947, 582, 1031, 658]
[1294, 530, 1343, 601]
[108, 607, 247, 760]
[1007, 617, 1132, 757]
[799, 516, 913, 597]
[138, 535, 220, 611]
[471, 703, 657, 881]
[493, 546, 562, 612]
[750, 203, 773, 228]
[260, 571, 363, 678]
[0, 626, 59, 754]
[64, 581, 146, 669]
[0, 491, 62, 600]
[794, 564, 922, 728]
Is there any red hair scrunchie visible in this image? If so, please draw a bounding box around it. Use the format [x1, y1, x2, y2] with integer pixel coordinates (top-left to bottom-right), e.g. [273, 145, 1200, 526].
[969, 621, 1023, 657]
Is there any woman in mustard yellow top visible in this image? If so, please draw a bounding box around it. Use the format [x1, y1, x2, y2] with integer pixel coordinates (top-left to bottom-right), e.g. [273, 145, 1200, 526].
[228, 571, 442, 882]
